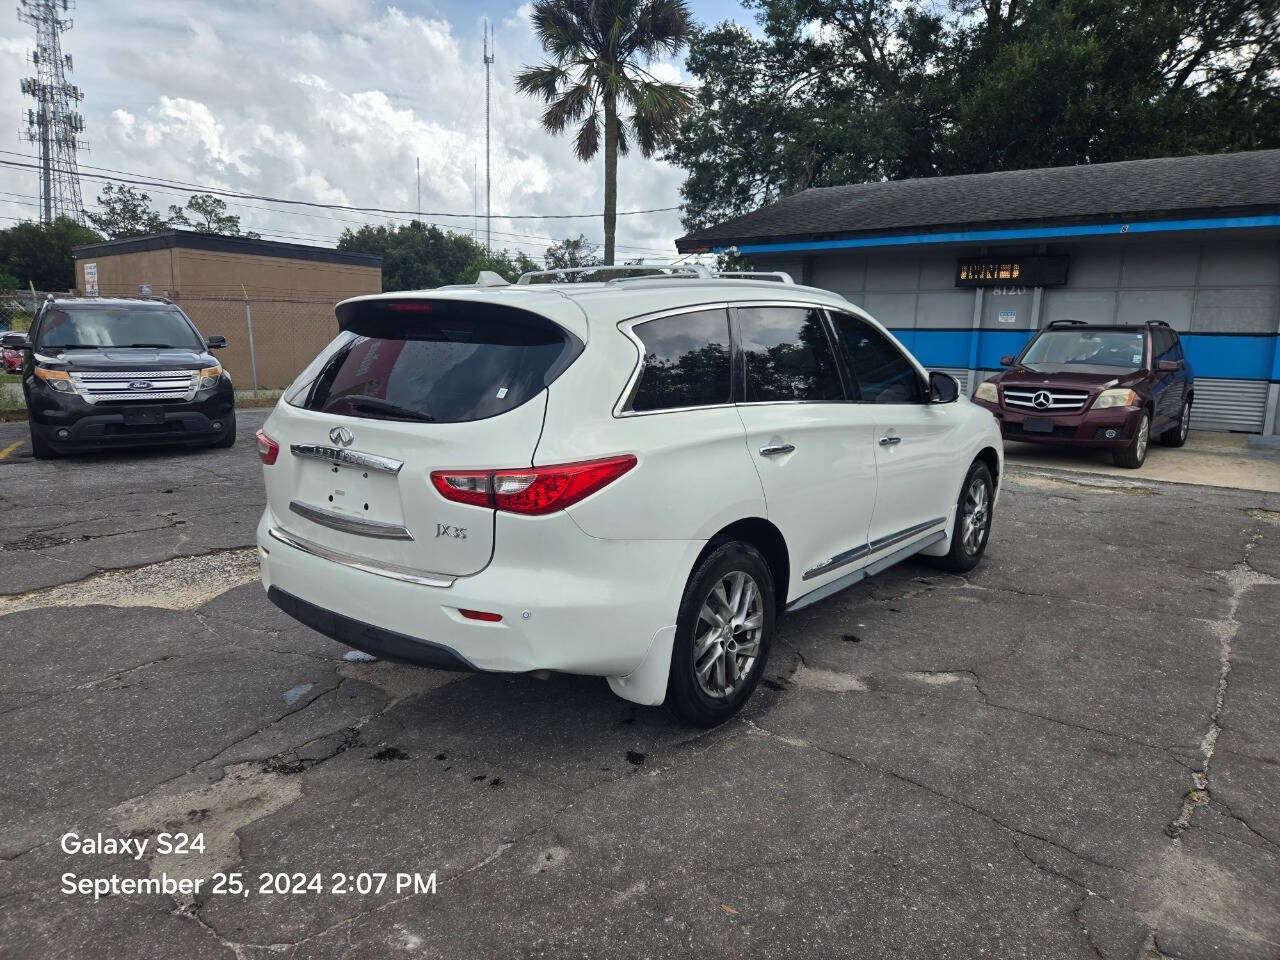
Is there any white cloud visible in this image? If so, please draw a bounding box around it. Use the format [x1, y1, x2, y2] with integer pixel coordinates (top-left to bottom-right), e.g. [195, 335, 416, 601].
[0, 0, 695, 260]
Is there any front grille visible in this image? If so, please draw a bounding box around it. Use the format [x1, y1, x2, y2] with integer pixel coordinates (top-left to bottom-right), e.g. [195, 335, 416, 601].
[69, 369, 197, 404]
[1003, 387, 1089, 412]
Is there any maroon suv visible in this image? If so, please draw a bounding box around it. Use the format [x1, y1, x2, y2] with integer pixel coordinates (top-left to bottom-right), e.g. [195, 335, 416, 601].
[972, 320, 1194, 468]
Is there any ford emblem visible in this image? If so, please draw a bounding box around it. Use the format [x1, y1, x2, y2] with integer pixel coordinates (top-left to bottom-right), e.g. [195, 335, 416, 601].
[128, 380, 152, 390]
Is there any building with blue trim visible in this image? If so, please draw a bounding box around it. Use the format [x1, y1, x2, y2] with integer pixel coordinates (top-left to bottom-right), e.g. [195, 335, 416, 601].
[676, 150, 1280, 435]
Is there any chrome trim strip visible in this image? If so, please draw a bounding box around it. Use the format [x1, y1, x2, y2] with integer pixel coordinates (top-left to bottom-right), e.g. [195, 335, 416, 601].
[803, 516, 947, 580]
[268, 527, 453, 587]
[288, 501, 414, 540]
[789, 529, 947, 612]
[289, 444, 404, 475]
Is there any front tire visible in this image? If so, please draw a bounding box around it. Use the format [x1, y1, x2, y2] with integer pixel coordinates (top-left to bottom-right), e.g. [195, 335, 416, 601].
[29, 424, 57, 460]
[665, 542, 775, 727]
[1112, 411, 1150, 468]
[928, 459, 994, 573]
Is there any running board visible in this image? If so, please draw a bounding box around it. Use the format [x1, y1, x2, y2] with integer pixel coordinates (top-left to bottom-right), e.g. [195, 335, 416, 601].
[785, 530, 947, 613]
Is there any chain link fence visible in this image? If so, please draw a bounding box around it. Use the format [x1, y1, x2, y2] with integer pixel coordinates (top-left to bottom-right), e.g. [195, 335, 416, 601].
[0, 291, 342, 396]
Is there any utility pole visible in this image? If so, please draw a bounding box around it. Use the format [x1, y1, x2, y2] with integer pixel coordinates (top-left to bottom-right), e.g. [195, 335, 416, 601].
[415, 156, 420, 221]
[483, 19, 494, 254]
[18, 0, 87, 225]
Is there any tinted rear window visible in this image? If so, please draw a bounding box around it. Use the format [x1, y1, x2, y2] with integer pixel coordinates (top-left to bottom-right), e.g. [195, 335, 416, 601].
[629, 309, 732, 412]
[739, 305, 844, 403]
[297, 302, 579, 423]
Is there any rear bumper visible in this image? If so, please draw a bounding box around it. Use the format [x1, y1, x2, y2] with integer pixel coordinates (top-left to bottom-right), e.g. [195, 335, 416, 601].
[256, 506, 701, 678]
[972, 398, 1144, 447]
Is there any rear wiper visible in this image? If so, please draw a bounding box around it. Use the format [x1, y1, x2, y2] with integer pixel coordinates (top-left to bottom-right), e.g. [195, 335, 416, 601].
[329, 395, 436, 422]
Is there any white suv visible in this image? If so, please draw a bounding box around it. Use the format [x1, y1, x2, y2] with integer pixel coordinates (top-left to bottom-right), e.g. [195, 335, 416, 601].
[255, 270, 1002, 725]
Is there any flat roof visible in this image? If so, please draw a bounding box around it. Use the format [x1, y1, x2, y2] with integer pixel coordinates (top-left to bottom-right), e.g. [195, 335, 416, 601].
[676, 150, 1280, 252]
[72, 229, 382, 268]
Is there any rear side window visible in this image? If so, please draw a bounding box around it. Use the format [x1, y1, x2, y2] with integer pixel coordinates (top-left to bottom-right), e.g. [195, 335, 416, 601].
[738, 306, 843, 403]
[828, 311, 924, 403]
[629, 309, 732, 412]
[297, 300, 580, 423]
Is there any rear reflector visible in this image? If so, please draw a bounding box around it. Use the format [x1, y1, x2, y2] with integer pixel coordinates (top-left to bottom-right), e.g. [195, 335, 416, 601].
[458, 608, 502, 622]
[431, 455, 637, 515]
[256, 428, 279, 465]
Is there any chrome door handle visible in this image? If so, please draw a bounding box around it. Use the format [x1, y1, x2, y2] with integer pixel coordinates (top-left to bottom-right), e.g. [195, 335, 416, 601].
[878, 435, 901, 447]
[759, 443, 795, 457]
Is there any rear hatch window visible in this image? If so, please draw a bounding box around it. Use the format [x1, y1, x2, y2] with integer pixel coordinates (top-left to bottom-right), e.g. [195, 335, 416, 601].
[293, 299, 582, 423]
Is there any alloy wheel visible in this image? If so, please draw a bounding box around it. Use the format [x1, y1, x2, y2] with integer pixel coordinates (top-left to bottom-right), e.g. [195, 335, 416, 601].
[693, 571, 764, 699]
[961, 476, 990, 556]
[1136, 415, 1150, 461]
[1180, 402, 1190, 441]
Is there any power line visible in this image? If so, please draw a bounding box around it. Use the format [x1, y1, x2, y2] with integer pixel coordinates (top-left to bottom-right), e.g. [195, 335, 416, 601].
[0, 156, 682, 221]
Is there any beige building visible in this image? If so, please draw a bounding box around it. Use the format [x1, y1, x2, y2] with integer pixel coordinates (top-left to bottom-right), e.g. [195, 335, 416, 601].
[72, 231, 382, 389]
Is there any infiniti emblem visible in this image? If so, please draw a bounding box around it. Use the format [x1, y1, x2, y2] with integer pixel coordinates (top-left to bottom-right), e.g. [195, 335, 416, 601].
[329, 426, 354, 447]
[1032, 390, 1052, 409]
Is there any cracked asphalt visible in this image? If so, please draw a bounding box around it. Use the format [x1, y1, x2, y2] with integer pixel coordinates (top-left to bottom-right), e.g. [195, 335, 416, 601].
[1, 409, 1279, 959]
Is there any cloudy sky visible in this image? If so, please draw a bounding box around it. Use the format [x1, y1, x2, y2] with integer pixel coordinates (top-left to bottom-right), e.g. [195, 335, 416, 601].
[1, 0, 751, 263]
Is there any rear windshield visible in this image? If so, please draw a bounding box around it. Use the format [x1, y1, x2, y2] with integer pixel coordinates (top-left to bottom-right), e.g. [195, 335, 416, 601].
[294, 302, 580, 424]
[1021, 329, 1145, 369]
[35, 306, 203, 351]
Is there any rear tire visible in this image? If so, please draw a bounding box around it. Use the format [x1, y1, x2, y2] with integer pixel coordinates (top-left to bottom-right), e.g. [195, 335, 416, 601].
[210, 411, 237, 449]
[1159, 399, 1190, 447]
[665, 542, 775, 727]
[1112, 411, 1150, 468]
[29, 424, 57, 460]
[927, 459, 994, 573]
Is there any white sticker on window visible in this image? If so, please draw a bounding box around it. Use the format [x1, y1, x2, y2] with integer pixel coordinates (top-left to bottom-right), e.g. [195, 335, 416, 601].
[1132, 354, 1142, 364]
[496, 387, 508, 399]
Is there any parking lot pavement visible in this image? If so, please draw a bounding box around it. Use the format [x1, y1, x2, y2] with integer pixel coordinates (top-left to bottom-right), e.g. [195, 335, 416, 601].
[1, 411, 1279, 959]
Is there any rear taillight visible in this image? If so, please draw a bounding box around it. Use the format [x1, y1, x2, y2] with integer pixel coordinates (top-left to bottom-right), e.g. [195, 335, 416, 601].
[256, 429, 279, 465]
[430, 455, 637, 516]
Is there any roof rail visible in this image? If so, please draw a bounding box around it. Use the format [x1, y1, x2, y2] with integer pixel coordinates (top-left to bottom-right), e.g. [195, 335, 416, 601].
[516, 264, 712, 284]
[713, 271, 794, 284]
[1146, 319, 1171, 328]
[1047, 319, 1088, 327]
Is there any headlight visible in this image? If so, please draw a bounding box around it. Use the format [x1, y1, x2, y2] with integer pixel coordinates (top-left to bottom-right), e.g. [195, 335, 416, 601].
[974, 382, 999, 403]
[1093, 388, 1138, 409]
[198, 364, 222, 390]
[33, 366, 76, 394]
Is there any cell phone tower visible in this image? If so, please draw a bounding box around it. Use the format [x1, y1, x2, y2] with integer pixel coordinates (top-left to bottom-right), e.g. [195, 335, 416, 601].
[18, 0, 87, 225]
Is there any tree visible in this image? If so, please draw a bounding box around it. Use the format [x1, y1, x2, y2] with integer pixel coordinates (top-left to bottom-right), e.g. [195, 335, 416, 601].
[0, 218, 104, 291]
[515, 0, 695, 264]
[455, 250, 541, 284]
[544, 234, 602, 269]
[168, 194, 260, 238]
[86, 184, 168, 239]
[669, 0, 1280, 230]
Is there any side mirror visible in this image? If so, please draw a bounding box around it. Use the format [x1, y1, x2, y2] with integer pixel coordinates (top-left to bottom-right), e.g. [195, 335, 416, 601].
[206, 335, 228, 350]
[999, 355, 1015, 366]
[1, 332, 29, 350]
[929, 371, 960, 404]
[1157, 359, 1181, 372]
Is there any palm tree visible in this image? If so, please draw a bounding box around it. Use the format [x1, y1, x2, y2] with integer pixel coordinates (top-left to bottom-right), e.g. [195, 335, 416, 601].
[516, 0, 694, 265]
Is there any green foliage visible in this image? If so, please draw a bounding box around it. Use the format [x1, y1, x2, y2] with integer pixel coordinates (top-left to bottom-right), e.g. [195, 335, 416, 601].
[516, 0, 696, 263]
[670, 0, 1280, 229]
[337, 220, 538, 289]
[168, 194, 260, 238]
[86, 184, 168, 239]
[0, 217, 104, 291]
[544, 234, 602, 269]
[0, 271, 18, 293]
[455, 250, 541, 285]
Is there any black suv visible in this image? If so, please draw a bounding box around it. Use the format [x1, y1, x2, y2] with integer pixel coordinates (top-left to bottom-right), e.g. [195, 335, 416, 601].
[1, 297, 235, 459]
[972, 319, 1194, 469]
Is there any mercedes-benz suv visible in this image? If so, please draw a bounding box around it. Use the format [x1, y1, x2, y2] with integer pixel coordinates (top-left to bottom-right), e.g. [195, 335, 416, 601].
[1, 297, 235, 459]
[972, 320, 1194, 468]
[255, 269, 1003, 725]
